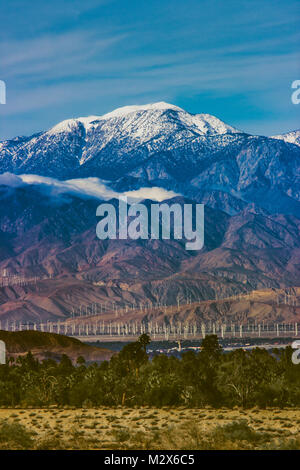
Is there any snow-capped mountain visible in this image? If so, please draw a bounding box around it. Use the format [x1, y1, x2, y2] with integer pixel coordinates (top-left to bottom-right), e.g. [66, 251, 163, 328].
[47, 102, 241, 137]
[0, 102, 299, 322]
[0, 102, 242, 178]
[0, 102, 300, 215]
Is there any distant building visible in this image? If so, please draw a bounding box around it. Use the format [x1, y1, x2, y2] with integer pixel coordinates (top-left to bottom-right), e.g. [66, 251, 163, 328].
[0, 340, 5, 364]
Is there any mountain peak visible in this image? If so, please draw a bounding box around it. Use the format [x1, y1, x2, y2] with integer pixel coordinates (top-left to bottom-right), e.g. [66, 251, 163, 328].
[101, 101, 184, 119]
[46, 102, 241, 137]
[46, 102, 184, 135]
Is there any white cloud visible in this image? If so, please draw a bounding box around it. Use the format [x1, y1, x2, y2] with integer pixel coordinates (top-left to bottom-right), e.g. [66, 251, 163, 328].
[1, 173, 179, 202]
[123, 186, 179, 202]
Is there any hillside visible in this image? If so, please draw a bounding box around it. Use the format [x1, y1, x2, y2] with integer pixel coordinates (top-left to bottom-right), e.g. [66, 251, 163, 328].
[0, 330, 113, 363]
[62, 287, 300, 326]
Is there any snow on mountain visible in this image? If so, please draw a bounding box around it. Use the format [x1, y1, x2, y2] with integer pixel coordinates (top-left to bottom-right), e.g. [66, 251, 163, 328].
[47, 116, 100, 135]
[46, 101, 241, 139]
[271, 130, 300, 147]
[100, 102, 184, 119]
[0, 101, 244, 178]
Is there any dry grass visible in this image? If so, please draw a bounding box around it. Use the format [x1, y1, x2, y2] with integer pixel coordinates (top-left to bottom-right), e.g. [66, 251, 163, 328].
[0, 407, 299, 450]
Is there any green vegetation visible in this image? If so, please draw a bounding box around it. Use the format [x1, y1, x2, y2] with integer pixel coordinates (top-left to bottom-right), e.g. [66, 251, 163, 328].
[0, 421, 34, 449]
[0, 335, 299, 408]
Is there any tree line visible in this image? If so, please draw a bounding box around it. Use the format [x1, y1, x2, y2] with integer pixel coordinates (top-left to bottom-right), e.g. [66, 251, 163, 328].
[0, 335, 299, 408]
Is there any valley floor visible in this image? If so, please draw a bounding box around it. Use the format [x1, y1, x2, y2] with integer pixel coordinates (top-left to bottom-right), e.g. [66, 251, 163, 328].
[0, 407, 299, 450]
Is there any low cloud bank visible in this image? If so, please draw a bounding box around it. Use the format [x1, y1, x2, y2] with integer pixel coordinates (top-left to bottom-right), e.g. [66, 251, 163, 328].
[0, 172, 179, 202]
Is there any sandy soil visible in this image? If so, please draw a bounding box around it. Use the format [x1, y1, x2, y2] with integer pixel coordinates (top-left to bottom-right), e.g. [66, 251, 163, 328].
[0, 407, 299, 449]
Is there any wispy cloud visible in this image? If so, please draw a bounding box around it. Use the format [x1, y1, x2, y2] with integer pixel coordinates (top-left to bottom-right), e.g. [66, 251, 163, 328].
[2, 31, 126, 77]
[0, 173, 179, 202]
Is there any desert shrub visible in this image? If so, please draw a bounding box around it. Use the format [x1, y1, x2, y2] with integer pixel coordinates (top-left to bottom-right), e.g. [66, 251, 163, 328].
[0, 421, 34, 449]
[209, 419, 271, 448]
[36, 437, 63, 450]
[111, 428, 130, 443]
[269, 437, 300, 450]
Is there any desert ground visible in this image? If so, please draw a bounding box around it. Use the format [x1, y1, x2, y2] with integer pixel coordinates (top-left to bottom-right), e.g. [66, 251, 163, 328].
[0, 407, 299, 450]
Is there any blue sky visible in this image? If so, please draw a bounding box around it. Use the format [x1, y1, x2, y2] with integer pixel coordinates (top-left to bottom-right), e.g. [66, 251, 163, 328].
[0, 0, 299, 139]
